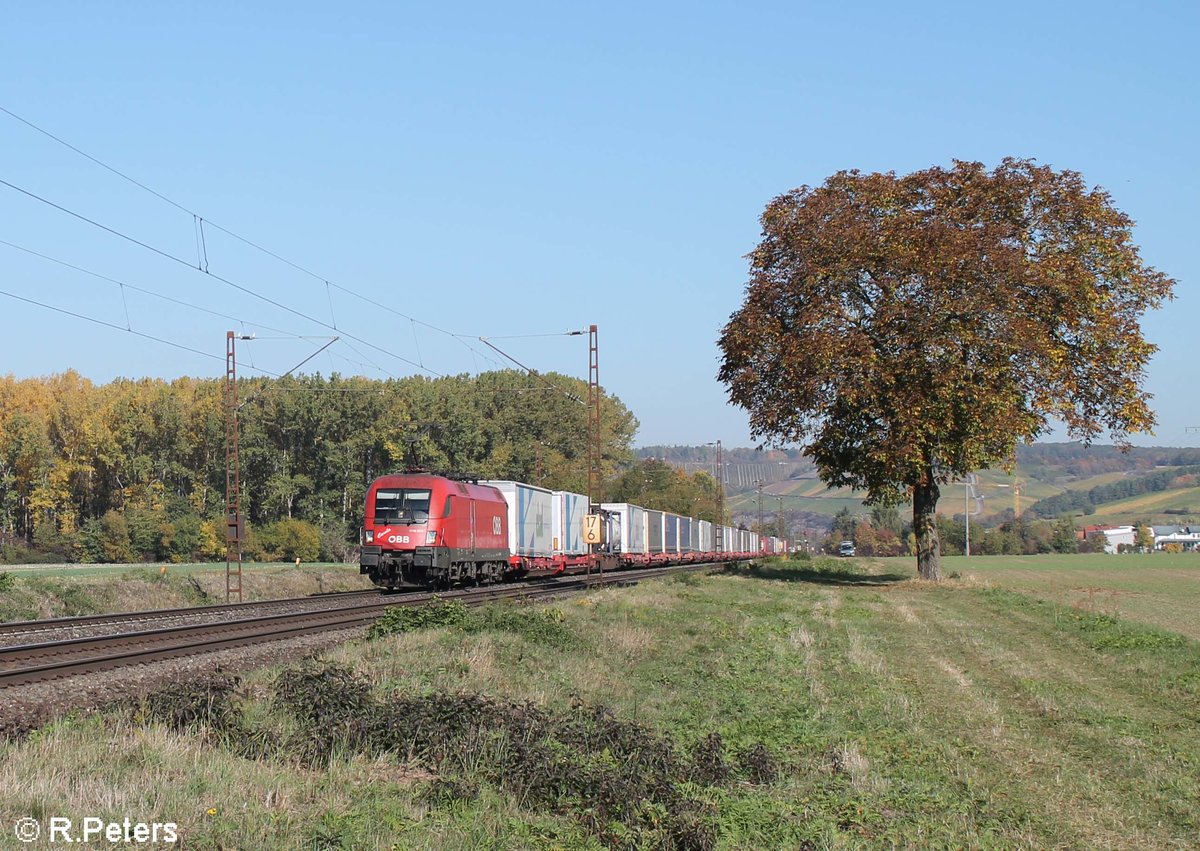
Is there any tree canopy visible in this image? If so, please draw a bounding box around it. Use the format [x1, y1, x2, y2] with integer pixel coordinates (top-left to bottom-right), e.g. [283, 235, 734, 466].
[718, 158, 1175, 579]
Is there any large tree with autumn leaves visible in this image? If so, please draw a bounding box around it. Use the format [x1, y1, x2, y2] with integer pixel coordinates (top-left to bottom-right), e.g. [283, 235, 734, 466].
[718, 159, 1175, 580]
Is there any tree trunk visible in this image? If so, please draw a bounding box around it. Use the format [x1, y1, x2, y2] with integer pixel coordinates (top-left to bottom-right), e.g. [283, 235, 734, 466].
[913, 476, 942, 581]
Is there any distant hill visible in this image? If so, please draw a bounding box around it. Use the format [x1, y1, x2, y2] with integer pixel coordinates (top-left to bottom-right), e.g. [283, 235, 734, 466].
[636, 443, 1200, 531]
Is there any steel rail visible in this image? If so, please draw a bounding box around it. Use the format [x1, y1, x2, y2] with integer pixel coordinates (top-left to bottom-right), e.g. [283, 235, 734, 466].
[0, 588, 389, 640]
[0, 562, 725, 689]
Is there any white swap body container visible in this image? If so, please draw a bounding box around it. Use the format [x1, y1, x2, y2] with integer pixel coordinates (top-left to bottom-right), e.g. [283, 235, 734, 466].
[716, 525, 733, 553]
[678, 517, 693, 553]
[644, 510, 666, 554]
[480, 480, 553, 559]
[664, 513, 682, 554]
[601, 503, 647, 554]
[698, 521, 713, 553]
[551, 489, 588, 556]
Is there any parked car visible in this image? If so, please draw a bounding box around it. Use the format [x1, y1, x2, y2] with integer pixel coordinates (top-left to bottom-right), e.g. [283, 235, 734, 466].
[838, 540, 856, 557]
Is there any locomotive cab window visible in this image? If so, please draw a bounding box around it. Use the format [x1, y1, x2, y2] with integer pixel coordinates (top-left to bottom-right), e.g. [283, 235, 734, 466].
[373, 489, 432, 523]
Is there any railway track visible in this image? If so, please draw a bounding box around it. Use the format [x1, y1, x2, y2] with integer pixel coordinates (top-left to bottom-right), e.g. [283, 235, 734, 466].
[0, 562, 721, 689]
[0, 588, 389, 646]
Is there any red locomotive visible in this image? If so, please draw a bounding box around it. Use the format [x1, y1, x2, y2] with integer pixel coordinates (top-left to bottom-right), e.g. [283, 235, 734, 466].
[358, 473, 510, 589]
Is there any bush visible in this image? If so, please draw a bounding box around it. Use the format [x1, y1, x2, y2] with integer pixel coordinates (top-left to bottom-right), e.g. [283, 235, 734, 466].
[256, 518, 321, 562]
[368, 600, 573, 646]
[92, 511, 133, 563]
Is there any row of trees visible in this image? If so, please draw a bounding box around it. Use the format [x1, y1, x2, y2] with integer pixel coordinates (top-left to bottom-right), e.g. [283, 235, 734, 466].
[0, 369, 641, 563]
[1029, 466, 1200, 518]
[1017, 444, 1200, 479]
[820, 507, 1083, 557]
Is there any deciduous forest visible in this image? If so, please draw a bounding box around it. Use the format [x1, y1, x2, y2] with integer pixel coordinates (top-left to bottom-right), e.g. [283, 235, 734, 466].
[0, 369, 650, 563]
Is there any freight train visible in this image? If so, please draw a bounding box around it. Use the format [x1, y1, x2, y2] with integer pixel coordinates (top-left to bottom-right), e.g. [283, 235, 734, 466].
[358, 472, 787, 590]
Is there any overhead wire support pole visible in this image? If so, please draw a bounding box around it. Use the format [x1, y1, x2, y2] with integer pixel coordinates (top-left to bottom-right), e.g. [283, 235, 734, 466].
[706, 440, 725, 552]
[587, 325, 602, 579]
[224, 331, 247, 603]
[224, 332, 338, 604]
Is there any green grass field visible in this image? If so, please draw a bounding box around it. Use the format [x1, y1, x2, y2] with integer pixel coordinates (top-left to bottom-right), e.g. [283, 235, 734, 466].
[2, 554, 1197, 849]
[878, 552, 1200, 640]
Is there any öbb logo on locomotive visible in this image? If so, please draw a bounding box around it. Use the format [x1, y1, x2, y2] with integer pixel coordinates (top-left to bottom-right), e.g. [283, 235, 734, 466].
[358, 472, 784, 591]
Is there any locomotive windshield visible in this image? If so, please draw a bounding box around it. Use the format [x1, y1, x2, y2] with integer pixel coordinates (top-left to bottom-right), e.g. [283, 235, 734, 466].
[373, 489, 432, 523]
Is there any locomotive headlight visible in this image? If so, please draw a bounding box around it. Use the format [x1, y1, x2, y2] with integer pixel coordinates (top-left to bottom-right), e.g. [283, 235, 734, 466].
[425, 530, 437, 545]
[365, 530, 374, 543]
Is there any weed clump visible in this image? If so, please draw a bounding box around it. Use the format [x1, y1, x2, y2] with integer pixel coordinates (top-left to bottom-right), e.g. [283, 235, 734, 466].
[134, 674, 243, 734]
[273, 660, 376, 762]
[368, 599, 572, 646]
[129, 661, 785, 849]
[265, 664, 779, 849]
[0, 571, 15, 593]
[689, 732, 731, 785]
[367, 599, 473, 637]
[736, 741, 782, 785]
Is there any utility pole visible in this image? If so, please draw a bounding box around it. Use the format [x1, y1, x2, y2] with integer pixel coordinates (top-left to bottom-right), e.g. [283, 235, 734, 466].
[587, 324, 599, 516]
[586, 324, 601, 576]
[715, 439, 724, 524]
[777, 495, 787, 541]
[224, 331, 243, 603]
[707, 439, 725, 552]
[963, 473, 978, 558]
[756, 480, 764, 533]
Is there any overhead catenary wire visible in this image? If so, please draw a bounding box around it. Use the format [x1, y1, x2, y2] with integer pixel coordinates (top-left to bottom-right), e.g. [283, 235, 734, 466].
[0, 236, 399, 384]
[0, 287, 281, 376]
[0, 236, 580, 397]
[0, 237, 329, 343]
[0, 104, 505, 371]
[479, 335, 586, 405]
[0, 176, 440, 377]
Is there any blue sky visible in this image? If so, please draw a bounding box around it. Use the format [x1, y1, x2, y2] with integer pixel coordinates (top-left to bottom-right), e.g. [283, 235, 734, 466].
[1, 1, 1195, 448]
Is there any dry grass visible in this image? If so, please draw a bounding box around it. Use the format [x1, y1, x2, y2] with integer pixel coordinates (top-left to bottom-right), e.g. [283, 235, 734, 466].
[0, 564, 373, 623]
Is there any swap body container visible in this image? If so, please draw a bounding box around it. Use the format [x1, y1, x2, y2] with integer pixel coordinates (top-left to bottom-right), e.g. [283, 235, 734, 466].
[601, 502, 648, 554]
[480, 480, 553, 559]
[551, 489, 588, 556]
[678, 517, 693, 553]
[664, 513, 681, 554]
[644, 510, 665, 554]
[698, 521, 713, 554]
